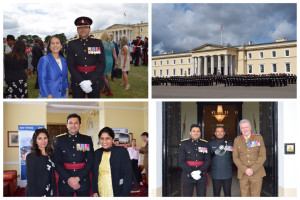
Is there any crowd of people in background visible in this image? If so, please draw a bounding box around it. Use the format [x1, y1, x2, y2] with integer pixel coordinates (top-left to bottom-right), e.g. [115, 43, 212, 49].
[3, 16, 148, 99]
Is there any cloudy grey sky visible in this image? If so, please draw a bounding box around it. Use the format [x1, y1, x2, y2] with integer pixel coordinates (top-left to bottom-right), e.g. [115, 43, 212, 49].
[152, 3, 297, 56]
[3, 3, 148, 40]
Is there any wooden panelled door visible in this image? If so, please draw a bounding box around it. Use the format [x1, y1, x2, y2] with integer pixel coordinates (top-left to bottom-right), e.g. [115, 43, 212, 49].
[162, 102, 182, 196]
[47, 124, 68, 147]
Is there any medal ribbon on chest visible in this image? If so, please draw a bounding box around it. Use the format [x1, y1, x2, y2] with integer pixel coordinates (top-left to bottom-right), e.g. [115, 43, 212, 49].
[198, 147, 208, 153]
[247, 140, 260, 148]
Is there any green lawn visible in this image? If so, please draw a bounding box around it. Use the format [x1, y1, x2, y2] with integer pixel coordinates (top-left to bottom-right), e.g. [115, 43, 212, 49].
[6, 64, 148, 98]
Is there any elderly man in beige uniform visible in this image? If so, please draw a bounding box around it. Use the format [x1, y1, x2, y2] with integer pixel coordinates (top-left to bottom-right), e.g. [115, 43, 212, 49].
[233, 119, 266, 197]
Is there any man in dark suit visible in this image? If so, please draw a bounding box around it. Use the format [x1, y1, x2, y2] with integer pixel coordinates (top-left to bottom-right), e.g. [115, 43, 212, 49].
[66, 16, 106, 98]
[178, 124, 211, 196]
[53, 113, 94, 196]
[31, 38, 44, 89]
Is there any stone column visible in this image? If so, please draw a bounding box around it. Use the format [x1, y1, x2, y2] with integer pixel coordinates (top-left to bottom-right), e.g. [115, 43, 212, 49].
[218, 55, 221, 75]
[130, 30, 132, 42]
[197, 57, 202, 75]
[232, 55, 236, 74]
[192, 57, 195, 75]
[114, 31, 116, 41]
[224, 54, 228, 75]
[211, 55, 214, 75]
[230, 55, 233, 75]
[204, 56, 208, 75]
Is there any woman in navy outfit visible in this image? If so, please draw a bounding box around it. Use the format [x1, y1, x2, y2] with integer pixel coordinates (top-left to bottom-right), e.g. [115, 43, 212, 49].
[25, 128, 57, 196]
[38, 35, 69, 98]
[93, 127, 132, 197]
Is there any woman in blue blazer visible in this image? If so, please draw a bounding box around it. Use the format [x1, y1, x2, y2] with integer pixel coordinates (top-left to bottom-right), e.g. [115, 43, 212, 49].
[38, 35, 69, 98]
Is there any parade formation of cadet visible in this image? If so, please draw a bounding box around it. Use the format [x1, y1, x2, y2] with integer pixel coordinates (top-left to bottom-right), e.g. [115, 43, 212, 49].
[53, 113, 94, 196]
[178, 124, 211, 197]
[208, 126, 233, 197]
[66, 16, 106, 98]
[233, 119, 266, 197]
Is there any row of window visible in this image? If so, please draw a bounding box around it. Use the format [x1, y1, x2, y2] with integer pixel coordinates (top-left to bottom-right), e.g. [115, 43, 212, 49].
[153, 68, 192, 77]
[247, 63, 291, 74]
[248, 49, 290, 59]
[154, 49, 291, 66]
[153, 58, 191, 66]
[153, 62, 292, 77]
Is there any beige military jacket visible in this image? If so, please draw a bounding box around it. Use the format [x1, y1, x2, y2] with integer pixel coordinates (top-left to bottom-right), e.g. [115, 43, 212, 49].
[233, 134, 266, 179]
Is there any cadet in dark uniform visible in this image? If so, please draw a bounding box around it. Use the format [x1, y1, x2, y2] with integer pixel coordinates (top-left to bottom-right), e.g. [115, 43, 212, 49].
[178, 124, 211, 197]
[208, 126, 233, 197]
[67, 16, 106, 98]
[53, 113, 94, 196]
[131, 36, 143, 66]
[142, 37, 148, 66]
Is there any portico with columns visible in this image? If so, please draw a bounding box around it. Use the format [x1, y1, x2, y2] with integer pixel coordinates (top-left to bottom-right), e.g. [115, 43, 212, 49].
[90, 22, 148, 43]
[152, 39, 297, 77]
[190, 44, 238, 76]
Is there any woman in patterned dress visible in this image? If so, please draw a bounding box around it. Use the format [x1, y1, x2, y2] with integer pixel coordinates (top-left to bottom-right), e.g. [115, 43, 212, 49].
[93, 127, 132, 197]
[4, 39, 28, 98]
[25, 128, 57, 196]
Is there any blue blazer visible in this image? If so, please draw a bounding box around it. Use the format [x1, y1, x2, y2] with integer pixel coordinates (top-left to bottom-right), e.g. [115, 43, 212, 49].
[38, 53, 69, 98]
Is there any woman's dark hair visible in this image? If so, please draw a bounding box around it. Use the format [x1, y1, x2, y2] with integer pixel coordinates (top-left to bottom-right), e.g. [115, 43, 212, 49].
[31, 128, 53, 158]
[98, 127, 115, 139]
[9, 39, 26, 61]
[67, 113, 81, 124]
[47, 35, 65, 57]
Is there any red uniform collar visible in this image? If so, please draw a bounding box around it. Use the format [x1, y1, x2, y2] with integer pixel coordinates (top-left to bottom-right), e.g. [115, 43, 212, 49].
[241, 133, 254, 139]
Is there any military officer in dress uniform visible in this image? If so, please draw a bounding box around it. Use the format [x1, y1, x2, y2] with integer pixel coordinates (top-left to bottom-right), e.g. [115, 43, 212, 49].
[233, 119, 266, 197]
[208, 126, 233, 197]
[178, 124, 211, 197]
[131, 36, 143, 66]
[67, 16, 106, 98]
[53, 113, 94, 196]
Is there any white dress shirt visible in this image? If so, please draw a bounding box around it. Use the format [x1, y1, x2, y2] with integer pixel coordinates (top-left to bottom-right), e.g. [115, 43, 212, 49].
[127, 146, 141, 165]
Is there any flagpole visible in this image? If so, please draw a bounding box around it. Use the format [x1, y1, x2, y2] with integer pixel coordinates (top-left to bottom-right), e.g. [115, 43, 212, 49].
[221, 24, 223, 45]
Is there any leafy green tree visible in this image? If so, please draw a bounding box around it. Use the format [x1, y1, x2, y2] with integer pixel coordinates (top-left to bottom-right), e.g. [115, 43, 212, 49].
[44, 35, 51, 43]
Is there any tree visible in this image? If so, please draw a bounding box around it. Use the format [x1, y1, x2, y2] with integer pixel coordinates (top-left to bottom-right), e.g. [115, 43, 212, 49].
[17, 34, 41, 44]
[44, 35, 52, 44]
[57, 33, 67, 43]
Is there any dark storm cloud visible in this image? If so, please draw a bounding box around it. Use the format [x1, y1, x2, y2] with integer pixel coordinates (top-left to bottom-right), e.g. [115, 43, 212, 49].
[152, 3, 297, 55]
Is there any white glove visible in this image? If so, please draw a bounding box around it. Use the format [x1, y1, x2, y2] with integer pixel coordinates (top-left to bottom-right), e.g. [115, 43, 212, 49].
[79, 80, 93, 93]
[191, 170, 201, 180]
